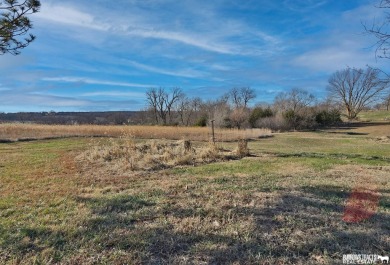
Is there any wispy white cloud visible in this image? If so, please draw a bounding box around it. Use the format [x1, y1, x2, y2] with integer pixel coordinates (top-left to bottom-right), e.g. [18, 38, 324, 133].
[283, 0, 327, 12]
[127, 60, 206, 78]
[293, 47, 373, 73]
[0, 86, 11, 92]
[42, 77, 154, 88]
[34, 2, 282, 56]
[124, 28, 239, 55]
[0, 90, 143, 112]
[35, 2, 235, 54]
[81, 91, 145, 97]
[342, 3, 384, 23]
[36, 3, 110, 31]
[0, 92, 91, 107]
[0, 54, 35, 69]
[291, 3, 387, 74]
[208, 63, 233, 71]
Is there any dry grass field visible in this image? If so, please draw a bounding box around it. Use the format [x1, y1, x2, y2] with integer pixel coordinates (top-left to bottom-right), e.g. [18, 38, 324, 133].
[0, 124, 271, 142]
[0, 121, 389, 264]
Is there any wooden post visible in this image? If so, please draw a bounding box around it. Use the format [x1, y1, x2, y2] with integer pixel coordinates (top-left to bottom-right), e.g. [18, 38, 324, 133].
[211, 120, 215, 144]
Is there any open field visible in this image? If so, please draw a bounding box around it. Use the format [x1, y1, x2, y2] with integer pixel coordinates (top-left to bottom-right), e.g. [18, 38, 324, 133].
[0, 124, 271, 143]
[0, 123, 389, 264]
[358, 110, 390, 122]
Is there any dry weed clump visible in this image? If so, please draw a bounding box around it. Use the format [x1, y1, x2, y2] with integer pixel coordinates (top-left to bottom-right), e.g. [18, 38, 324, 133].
[374, 136, 390, 143]
[77, 139, 236, 172]
[235, 139, 249, 158]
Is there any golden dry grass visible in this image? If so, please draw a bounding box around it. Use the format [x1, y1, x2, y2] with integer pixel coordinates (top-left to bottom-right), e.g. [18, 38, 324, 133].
[0, 123, 271, 142]
[77, 139, 234, 172]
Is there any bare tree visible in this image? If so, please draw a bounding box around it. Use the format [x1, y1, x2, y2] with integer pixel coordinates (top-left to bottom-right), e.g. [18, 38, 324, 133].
[327, 67, 389, 120]
[274, 88, 315, 113]
[384, 92, 390, 110]
[226, 87, 256, 108]
[364, 0, 390, 59]
[177, 96, 202, 126]
[164, 87, 183, 124]
[229, 107, 249, 129]
[202, 97, 231, 128]
[145, 88, 160, 124]
[145, 87, 183, 125]
[0, 0, 41, 55]
[273, 88, 315, 130]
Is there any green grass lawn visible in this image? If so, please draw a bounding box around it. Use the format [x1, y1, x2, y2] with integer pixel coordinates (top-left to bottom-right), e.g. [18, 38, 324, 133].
[0, 130, 389, 264]
[358, 110, 390, 121]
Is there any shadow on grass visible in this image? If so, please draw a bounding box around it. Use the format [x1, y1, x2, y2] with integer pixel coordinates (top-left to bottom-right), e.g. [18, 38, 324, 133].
[301, 185, 350, 201]
[329, 122, 390, 130]
[269, 151, 390, 163]
[326, 131, 369, 136]
[1, 186, 389, 264]
[0, 225, 68, 263]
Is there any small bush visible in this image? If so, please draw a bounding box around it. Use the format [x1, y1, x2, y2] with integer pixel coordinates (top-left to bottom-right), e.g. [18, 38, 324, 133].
[194, 115, 208, 127]
[283, 110, 303, 130]
[255, 115, 290, 132]
[315, 109, 342, 126]
[249, 107, 273, 128]
[222, 117, 233, 128]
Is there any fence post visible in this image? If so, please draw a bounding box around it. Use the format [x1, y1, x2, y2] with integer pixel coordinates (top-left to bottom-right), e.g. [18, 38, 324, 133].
[211, 120, 215, 144]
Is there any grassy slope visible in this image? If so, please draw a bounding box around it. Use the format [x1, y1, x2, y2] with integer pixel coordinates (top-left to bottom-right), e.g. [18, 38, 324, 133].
[0, 129, 389, 264]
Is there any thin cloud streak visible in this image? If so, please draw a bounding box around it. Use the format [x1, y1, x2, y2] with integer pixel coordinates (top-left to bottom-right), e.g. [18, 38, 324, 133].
[125, 28, 238, 55]
[0, 93, 91, 107]
[127, 60, 206, 78]
[42, 77, 155, 88]
[81, 91, 145, 97]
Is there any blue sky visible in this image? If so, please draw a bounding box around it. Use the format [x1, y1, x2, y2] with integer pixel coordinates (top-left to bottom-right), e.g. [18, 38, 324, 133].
[0, 0, 388, 112]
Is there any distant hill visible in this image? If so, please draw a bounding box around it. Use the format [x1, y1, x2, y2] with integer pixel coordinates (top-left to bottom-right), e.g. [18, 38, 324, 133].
[0, 111, 140, 125]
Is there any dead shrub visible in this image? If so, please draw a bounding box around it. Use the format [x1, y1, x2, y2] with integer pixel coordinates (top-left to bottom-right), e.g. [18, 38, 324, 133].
[182, 140, 192, 153]
[236, 139, 249, 158]
[198, 143, 221, 162]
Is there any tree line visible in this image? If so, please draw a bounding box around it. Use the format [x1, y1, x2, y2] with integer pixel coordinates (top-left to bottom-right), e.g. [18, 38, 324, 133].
[143, 86, 341, 130]
[143, 66, 390, 130]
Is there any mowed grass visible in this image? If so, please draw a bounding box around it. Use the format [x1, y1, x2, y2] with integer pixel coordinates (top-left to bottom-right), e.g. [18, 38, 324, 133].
[0, 126, 389, 264]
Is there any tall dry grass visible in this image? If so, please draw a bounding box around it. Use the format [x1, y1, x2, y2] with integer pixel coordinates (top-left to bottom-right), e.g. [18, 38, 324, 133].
[0, 123, 271, 142]
[77, 139, 228, 172]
